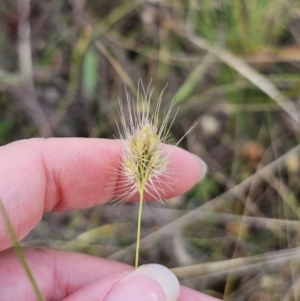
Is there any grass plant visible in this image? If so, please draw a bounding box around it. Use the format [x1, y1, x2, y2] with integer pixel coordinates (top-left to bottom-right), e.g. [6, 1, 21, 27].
[117, 81, 175, 267]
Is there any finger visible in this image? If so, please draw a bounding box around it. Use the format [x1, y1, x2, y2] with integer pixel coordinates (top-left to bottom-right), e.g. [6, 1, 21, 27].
[64, 264, 178, 301]
[0, 248, 220, 301]
[178, 286, 221, 301]
[0, 138, 205, 251]
[0, 249, 176, 301]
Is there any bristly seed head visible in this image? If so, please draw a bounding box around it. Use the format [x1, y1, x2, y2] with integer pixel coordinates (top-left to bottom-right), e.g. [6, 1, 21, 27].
[117, 80, 176, 202]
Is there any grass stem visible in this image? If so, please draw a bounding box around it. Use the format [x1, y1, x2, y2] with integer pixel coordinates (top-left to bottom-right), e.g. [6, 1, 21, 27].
[135, 187, 144, 268]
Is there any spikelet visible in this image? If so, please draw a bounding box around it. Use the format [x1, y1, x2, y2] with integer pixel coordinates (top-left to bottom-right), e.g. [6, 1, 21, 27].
[117, 80, 177, 267]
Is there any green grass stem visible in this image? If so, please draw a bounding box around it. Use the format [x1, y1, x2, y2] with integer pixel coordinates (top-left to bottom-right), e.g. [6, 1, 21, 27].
[135, 187, 144, 268]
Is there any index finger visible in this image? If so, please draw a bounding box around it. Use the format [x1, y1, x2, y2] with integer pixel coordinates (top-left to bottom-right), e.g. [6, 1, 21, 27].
[0, 138, 205, 251]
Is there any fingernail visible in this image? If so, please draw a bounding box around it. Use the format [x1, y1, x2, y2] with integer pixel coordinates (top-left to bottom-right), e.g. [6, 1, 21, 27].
[104, 264, 180, 301]
[195, 155, 207, 182]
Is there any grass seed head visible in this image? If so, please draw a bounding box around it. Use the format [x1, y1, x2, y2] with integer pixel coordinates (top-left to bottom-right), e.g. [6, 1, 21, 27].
[117, 81, 175, 201]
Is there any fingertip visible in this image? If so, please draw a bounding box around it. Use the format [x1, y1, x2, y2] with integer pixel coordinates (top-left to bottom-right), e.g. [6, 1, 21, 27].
[163, 145, 207, 198]
[105, 264, 179, 301]
[194, 155, 208, 182]
[62, 264, 179, 301]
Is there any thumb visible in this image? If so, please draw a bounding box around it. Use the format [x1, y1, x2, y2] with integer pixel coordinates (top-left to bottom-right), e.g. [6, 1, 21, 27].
[105, 264, 180, 301]
[65, 264, 180, 301]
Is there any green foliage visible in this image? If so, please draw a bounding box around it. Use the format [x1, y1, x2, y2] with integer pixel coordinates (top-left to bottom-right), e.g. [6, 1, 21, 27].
[82, 47, 99, 101]
[0, 118, 13, 145]
[194, 0, 290, 53]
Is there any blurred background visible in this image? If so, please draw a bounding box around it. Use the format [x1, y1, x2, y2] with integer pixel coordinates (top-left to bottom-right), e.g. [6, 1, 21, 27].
[1, 0, 300, 300]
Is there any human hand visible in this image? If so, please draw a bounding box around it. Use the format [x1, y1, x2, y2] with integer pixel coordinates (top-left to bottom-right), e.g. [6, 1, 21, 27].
[0, 138, 220, 301]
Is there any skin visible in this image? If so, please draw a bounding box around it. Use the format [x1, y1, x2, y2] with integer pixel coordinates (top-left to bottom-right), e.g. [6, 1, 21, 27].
[0, 138, 220, 301]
